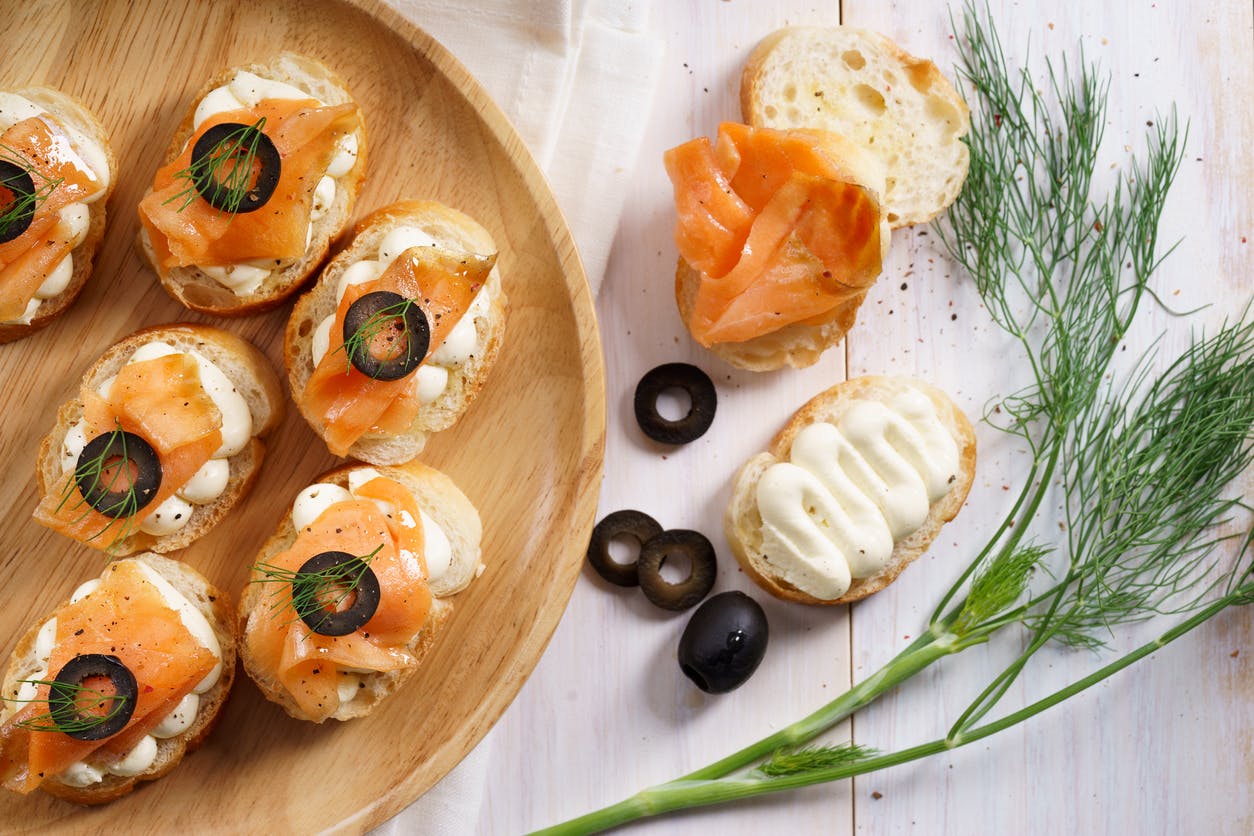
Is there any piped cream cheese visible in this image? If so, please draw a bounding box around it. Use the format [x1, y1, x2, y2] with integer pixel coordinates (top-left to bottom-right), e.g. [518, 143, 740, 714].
[755, 389, 960, 600]
[188, 72, 358, 294]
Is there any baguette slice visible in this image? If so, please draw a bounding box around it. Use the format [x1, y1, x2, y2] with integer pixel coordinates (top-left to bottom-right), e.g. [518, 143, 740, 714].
[286, 200, 507, 465]
[0, 554, 236, 805]
[726, 376, 976, 605]
[674, 130, 889, 372]
[138, 53, 366, 316]
[35, 324, 284, 555]
[742, 26, 970, 227]
[0, 87, 117, 343]
[238, 460, 483, 722]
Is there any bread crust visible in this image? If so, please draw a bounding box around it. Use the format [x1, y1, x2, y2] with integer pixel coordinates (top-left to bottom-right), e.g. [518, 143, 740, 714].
[137, 53, 367, 316]
[237, 460, 483, 722]
[34, 323, 285, 555]
[725, 376, 976, 605]
[0, 87, 117, 343]
[285, 199, 507, 464]
[741, 26, 971, 227]
[0, 554, 236, 805]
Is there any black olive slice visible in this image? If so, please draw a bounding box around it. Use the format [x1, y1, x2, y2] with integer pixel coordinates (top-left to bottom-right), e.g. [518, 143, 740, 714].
[49, 653, 138, 740]
[74, 430, 162, 517]
[633, 363, 717, 445]
[191, 121, 281, 213]
[587, 509, 664, 587]
[678, 591, 769, 694]
[637, 529, 717, 611]
[0, 159, 36, 244]
[342, 290, 431, 381]
[293, 550, 382, 636]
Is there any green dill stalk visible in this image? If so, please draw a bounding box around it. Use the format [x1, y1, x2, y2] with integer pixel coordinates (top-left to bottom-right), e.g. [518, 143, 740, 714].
[5, 679, 130, 736]
[534, 5, 1254, 833]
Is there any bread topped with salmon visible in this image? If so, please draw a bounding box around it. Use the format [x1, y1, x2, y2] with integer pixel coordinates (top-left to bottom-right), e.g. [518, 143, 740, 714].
[238, 460, 483, 722]
[665, 123, 890, 371]
[741, 26, 970, 227]
[726, 376, 975, 605]
[286, 200, 507, 465]
[34, 324, 284, 556]
[138, 53, 365, 316]
[0, 554, 234, 805]
[0, 87, 116, 343]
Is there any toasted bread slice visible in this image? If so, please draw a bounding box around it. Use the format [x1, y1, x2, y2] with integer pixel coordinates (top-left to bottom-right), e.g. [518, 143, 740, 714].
[35, 324, 284, 555]
[286, 200, 507, 465]
[726, 376, 976, 605]
[742, 26, 970, 227]
[137, 53, 366, 316]
[0, 554, 235, 805]
[0, 87, 116, 343]
[674, 129, 889, 372]
[238, 460, 483, 722]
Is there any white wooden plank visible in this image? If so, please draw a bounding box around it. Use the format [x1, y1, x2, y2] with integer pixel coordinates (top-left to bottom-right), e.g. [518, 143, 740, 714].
[841, 2, 1254, 834]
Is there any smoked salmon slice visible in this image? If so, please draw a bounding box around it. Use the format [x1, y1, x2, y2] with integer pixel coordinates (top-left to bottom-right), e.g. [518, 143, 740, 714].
[0, 560, 216, 794]
[245, 483, 433, 722]
[137, 98, 359, 268]
[34, 353, 223, 550]
[664, 122, 885, 346]
[0, 116, 105, 320]
[299, 247, 494, 457]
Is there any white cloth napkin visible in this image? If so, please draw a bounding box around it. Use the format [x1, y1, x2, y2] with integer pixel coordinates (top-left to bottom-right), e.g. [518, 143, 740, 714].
[368, 3, 661, 834]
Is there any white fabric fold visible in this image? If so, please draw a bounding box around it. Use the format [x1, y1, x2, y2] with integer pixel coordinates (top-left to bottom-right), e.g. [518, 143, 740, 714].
[368, 2, 661, 834]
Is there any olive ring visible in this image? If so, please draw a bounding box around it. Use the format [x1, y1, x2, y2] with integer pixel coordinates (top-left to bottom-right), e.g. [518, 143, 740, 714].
[586, 509, 664, 587]
[633, 363, 717, 445]
[638, 529, 717, 612]
[75, 430, 162, 518]
[342, 290, 431, 381]
[0, 159, 37, 244]
[50, 653, 138, 741]
[294, 550, 382, 636]
[191, 121, 281, 213]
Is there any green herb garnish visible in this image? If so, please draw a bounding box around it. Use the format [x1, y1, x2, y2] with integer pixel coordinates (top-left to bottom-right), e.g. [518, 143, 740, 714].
[251, 543, 384, 631]
[163, 116, 268, 215]
[335, 298, 422, 375]
[0, 142, 63, 240]
[6, 679, 129, 736]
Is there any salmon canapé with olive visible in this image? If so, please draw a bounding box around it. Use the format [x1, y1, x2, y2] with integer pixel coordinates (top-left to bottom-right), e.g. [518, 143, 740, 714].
[33, 325, 283, 556]
[239, 461, 483, 722]
[0, 88, 115, 341]
[137, 53, 365, 315]
[0, 555, 233, 805]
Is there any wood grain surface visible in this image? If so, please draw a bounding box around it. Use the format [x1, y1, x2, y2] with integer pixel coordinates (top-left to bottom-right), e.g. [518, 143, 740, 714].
[480, 1, 1253, 834]
[0, 0, 603, 833]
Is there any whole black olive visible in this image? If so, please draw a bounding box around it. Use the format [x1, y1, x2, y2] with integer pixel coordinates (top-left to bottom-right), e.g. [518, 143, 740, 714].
[677, 591, 769, 694]
[49, 653, 138, 740]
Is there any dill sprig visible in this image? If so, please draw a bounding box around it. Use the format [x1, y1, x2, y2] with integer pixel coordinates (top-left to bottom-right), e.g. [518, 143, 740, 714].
[0, 142, 63, 240]
[163, 117, 268, 215]
[56, 420, 143, 553]
[335, 298, 423, 376]
[756, 744, 877, 778]
[6, 679, 129, 736]
[251, 543, 383, 631]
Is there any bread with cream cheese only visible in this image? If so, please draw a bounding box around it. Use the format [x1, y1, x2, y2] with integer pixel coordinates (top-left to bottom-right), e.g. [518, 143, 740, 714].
[741, 26, 971, 227]
[726, 375, 976, 605]
[286, 200, 507, 465]
[0, 87, 116, 343]
[0, 554, 235, 805]
[238, 460, 483, 722]
[137, 53, 366, 316]
[34, 324, 284, 556]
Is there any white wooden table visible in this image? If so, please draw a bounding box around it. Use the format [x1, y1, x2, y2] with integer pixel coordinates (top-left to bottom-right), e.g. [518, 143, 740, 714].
[477, 2, 1253, 833]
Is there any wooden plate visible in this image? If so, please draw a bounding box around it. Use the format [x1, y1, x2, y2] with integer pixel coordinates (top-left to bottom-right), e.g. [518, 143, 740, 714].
[0, 0, 604, 832]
